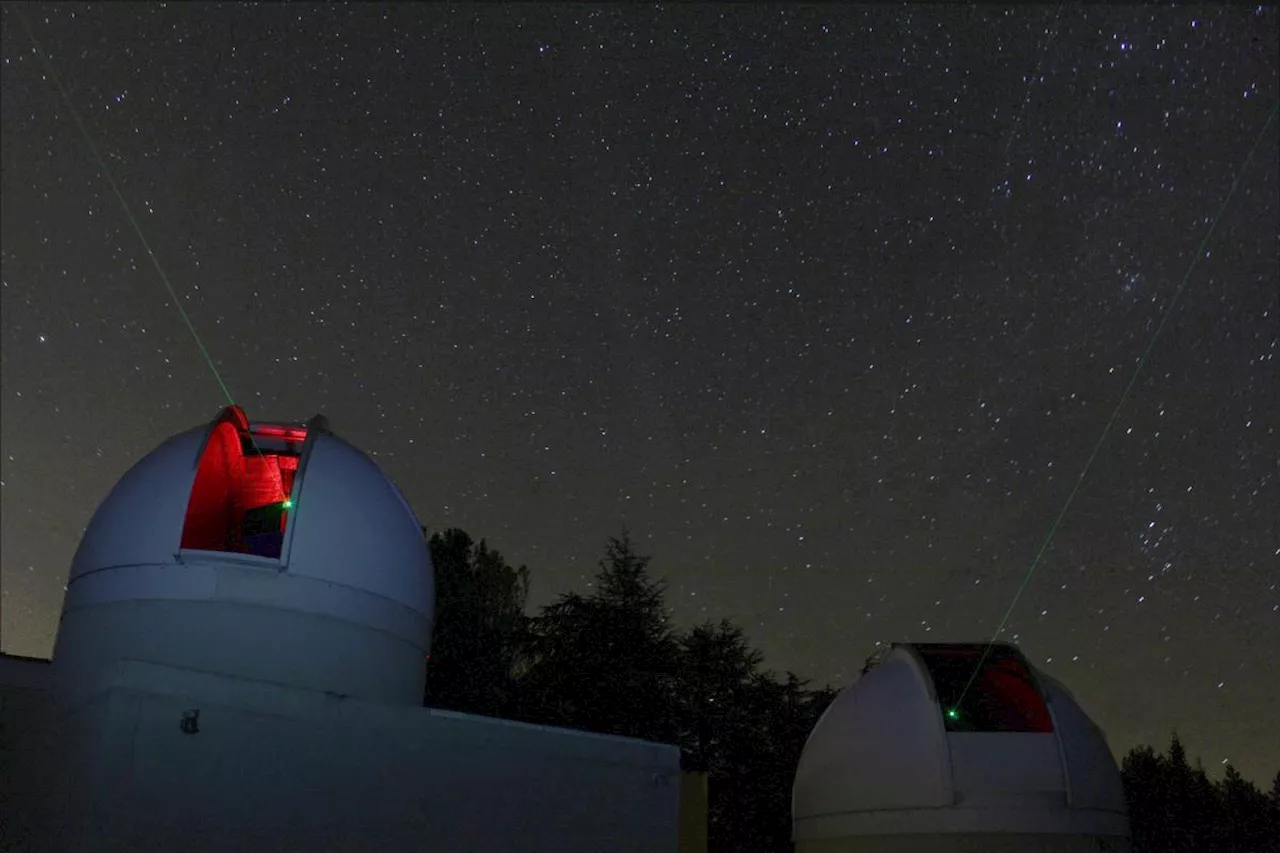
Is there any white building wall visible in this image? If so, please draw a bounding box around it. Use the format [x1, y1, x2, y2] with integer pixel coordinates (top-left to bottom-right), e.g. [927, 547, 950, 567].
[795, 834, 1132, 853]
[42, 660, 681, 853]
[52, 596, 428, 707]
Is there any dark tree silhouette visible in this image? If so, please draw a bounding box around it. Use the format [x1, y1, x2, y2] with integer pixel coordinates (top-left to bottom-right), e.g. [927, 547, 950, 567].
[674, 620, 835, 852]
[423, 527, 529, 717]
[1122, 734, 1280, 853]
[1220, 763, 1280, 853]
[420, 523, 1280, 853]
[514, 531, 681, 744]
[676, 620, 766, 773]
[509, 531, 840, 852]
[1125, 733, 1221, 852]
[703, 670, 833, 853]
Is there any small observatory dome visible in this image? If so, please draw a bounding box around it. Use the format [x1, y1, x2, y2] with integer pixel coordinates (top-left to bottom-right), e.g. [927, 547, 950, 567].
[54, 406, 434, 705]
[793, 642, 1130, 853]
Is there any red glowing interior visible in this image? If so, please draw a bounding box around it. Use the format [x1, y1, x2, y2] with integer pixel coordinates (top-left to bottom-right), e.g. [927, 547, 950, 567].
[915, 643, 1054, 733]
[180, 407, 307, 559]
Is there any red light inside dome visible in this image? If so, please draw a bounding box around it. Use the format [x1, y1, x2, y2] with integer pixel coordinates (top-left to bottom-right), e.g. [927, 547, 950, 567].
[180, 408, 305, 559]
[253, 425, 309, 441]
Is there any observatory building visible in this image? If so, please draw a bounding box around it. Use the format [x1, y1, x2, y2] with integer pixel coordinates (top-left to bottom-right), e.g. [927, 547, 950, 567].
[0, 406, 687, 853]
[0, 406, 1133, 852]
[792, 642, 1131, 853]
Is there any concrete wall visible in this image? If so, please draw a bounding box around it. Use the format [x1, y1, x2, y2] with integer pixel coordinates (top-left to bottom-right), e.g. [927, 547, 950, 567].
[36, 659, 680, 853]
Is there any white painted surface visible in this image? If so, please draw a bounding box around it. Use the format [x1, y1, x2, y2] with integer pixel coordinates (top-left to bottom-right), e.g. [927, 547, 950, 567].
[792, 645, 1130, 848]
[43, 661, 680, 853]
[57, 411, 435, 706]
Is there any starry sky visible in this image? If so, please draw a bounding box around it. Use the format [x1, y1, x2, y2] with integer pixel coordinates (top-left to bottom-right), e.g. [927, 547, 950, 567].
[2, 4, 1277, 782]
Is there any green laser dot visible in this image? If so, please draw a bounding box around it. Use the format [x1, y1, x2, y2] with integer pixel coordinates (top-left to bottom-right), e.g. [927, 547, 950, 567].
[282, 499, 292, 509]
[947, 709, 959, 719]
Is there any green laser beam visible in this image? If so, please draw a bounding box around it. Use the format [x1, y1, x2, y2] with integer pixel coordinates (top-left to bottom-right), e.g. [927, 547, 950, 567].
[957, 98, 1280, 709]
[15, 7, 237, 408]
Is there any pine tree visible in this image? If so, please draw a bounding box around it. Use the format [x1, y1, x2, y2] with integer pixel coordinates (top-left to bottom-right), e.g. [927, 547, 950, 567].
[1219, 763, 1276, 853]
[676, 619, 765, 772]
[423, 528, 529, 717]
[515, 531, 680, 744]
[1122, 744, 1163, 852]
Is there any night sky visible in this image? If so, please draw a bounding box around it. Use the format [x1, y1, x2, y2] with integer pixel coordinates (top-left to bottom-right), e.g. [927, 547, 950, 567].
[2, 4, 1276, 783]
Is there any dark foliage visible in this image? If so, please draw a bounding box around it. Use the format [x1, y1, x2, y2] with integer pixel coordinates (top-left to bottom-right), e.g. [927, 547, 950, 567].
[424, 525, 1278, 852]
[512, 531, 683, 744]
[674, 620, 834, 852]
[423, 527, 529, 718]
[1122, 733, 1280, 853]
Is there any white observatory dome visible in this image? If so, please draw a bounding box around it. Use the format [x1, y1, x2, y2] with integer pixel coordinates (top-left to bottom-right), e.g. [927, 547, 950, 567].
[793, 642, 1130, 853]
[54, 406, 434, 705]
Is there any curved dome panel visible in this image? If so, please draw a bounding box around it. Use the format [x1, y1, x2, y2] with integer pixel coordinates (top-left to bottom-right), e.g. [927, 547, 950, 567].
[56, 407, 436, 706]
[69, 427, 206, 583]
[793, 642, 1130, 846]
[793, 655, 951, 815]
[1040, 674, 1128, 813]
[285, 434, 433, 619]
[67, 407, 432, 620]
